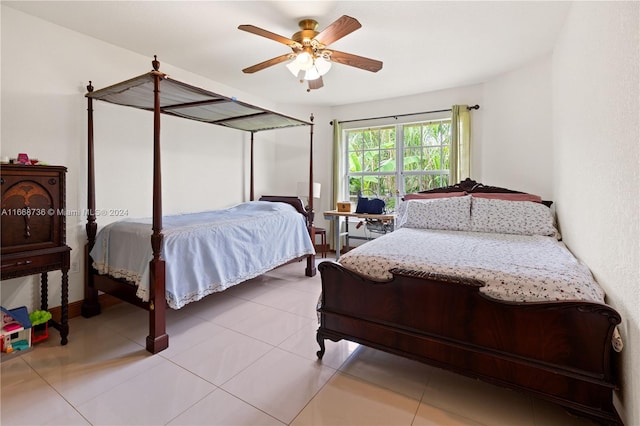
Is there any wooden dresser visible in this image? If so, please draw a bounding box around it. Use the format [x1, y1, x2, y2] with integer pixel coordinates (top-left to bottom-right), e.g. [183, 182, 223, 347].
[1, 164, 70, 345]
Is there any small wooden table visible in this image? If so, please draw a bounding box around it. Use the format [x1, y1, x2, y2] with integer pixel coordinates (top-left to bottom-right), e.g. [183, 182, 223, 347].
[1, 165, 70, 346]
[323, 210, 395, 260]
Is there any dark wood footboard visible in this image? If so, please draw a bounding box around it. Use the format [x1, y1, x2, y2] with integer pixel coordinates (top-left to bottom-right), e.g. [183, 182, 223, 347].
[316, 261, 622, 425]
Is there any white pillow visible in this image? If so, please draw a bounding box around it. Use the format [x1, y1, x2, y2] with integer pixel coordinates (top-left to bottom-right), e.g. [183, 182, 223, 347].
[470, 196, 558, 237]
[398, 196, 471, 231]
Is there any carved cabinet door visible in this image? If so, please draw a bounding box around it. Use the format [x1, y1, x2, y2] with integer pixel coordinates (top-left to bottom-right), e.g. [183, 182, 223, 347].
[1, 167, 64, 255]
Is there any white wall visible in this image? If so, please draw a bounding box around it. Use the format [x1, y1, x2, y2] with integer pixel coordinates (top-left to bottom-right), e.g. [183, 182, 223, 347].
[481, 55, 554, 199]
[0, 6, 285, 311]
[265, 105, 333, 232]
[552, 2, 639, 424]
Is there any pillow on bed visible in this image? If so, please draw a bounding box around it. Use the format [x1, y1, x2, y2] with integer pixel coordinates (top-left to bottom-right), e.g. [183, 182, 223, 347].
[247, 201, 296, 212]
[470, 196, 558, 237]
[471, 192, 542, 203]
[403, 191, 467, 200]
[398, 195, 472, 231]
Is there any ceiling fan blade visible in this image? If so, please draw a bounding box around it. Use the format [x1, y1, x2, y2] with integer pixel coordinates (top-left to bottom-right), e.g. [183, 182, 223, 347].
[242, 54, 292, 74]
[308, 76, 324, 91]
[238, 24, 302, 49]
[330, 50, 383, 73]
[314, 15, 362, 47]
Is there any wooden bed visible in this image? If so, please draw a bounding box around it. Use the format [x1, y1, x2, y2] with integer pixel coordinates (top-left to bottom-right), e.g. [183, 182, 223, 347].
[316, 179, 623, 425]
[81, 56, 316, 354]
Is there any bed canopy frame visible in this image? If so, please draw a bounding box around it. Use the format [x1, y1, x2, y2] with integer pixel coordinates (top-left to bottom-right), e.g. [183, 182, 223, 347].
[81, 56, 316, 353]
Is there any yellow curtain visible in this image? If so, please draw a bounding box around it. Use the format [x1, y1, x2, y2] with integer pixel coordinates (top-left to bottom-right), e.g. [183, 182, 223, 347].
[329, 119, 342, 250]
[450, 105, 471, 183]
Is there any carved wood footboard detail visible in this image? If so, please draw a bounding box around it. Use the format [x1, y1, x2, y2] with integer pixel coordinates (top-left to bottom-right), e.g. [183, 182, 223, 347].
[316, 261, 622, 425]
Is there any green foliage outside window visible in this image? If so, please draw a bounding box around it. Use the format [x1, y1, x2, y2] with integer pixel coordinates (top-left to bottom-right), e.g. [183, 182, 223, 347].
[347, 120, 451, 211]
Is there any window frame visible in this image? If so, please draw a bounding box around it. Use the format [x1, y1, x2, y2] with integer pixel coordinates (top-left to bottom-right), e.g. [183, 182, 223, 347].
[342, 112, 452, 211]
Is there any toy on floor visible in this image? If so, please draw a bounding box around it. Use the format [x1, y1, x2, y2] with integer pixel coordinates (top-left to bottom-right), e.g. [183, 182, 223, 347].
[1, 306, 33, 353]
[29, 310, 52, 343]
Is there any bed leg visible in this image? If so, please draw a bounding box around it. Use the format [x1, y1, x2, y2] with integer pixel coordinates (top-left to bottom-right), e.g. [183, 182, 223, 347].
[81, 244, 101, 317]
[146, 259, 169, 354]
[146, 332, 169, 354]
[316, 329, 326, 359]
[306, 254, 317, 277]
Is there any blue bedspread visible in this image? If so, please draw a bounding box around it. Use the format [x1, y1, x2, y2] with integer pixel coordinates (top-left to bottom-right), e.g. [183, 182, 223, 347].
[90, 201, 315, 309]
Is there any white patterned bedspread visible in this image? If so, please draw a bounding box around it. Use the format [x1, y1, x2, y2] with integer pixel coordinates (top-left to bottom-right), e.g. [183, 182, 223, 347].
[91, 201, 315, 309]
[338, 228, 605, 303]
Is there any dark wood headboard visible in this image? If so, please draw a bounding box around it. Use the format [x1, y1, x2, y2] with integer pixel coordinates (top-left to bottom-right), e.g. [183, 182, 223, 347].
[417, 178, 552, 207]
[259, 195, 312, 223]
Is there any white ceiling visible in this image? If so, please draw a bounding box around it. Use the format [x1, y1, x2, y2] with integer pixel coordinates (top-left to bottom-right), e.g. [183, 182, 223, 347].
[5, 1, 571, 107]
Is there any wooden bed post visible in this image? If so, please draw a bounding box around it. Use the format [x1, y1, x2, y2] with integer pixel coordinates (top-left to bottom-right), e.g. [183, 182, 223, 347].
[147, 56, 169, 354]
[250, 132, 255, 201]
[80, 59, 319, 354]
[306, 113, 316, 277]
[81, 81, 100, 318]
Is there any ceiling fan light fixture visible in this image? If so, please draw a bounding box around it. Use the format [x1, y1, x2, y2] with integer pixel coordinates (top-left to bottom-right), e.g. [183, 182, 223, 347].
[304, 66, 320, 81]
[239, 15, 382, 91]
[315, 56, 332, 76]
[295, 51, 313, 70]
[286, 60, 302, 77]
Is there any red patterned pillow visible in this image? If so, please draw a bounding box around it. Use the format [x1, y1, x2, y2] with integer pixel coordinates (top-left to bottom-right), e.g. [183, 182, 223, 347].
[470, 193, 542, 203]
[403, 191, 467, 200]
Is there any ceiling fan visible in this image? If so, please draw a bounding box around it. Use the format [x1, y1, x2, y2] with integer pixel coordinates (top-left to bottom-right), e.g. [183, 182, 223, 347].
[238, 15, 383, 91]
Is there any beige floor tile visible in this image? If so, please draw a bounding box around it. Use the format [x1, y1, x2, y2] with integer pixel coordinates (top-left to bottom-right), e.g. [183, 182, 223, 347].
[262, 261, 318, 283]
[1, 358, 89, 426]
[42, 412, 91, 425]
[189, 294, 271, 328]
[339, 346, 432, 400]
[221, 347, 336, 424]
[167, 388, 285, 425]
[76, 358, 215, 425]
[92, 300, 141, 322]
[420, 366, 535, 426]
[247, 284, 321, 320]
[291, 372, 419, 426]
[279, 321, 361, 369]
[412, 403, 485, 426]
[1, 355, 34, 387]
[20, 320, 163, 406]
[169, 326, 273, 385]
[99, 305, 151, 342]
[156, 313, 229, 359]
[222, 278, 285, 300]
[262, 268, 322, 295]
[225, 304, 316, 346]
[180, 291, 250, 317]
[101, 303, 191, 345]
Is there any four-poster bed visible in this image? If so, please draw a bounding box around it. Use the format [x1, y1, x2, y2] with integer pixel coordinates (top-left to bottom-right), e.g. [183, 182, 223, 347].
[81, 57, 316, 354]
[316, 179, 623, 425]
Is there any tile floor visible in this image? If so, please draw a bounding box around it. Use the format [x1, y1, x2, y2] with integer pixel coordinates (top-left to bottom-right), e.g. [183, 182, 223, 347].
[1, 260, 596, 425]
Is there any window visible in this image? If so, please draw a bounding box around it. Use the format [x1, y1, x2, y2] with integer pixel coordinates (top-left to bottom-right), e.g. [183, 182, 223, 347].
[346, 118, 452, 211]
